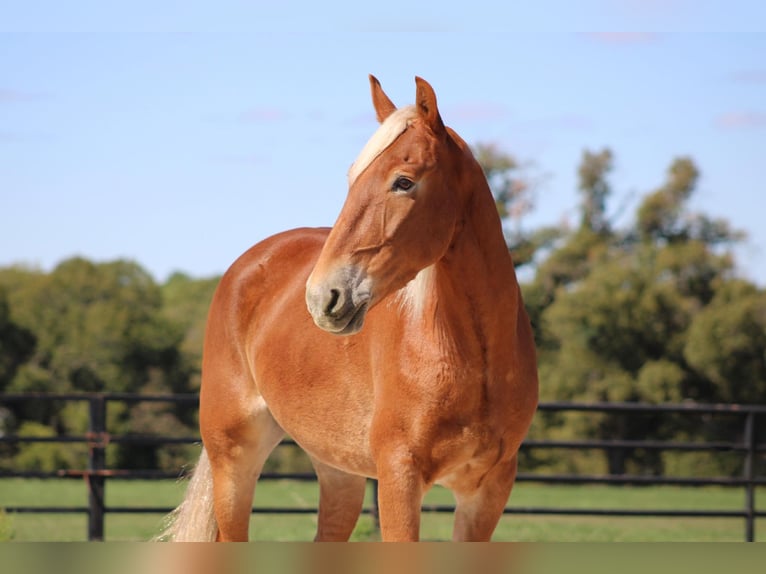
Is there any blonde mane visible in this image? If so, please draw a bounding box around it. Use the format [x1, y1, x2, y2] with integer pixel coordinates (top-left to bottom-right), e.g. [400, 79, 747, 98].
[348, 105, 419, 186]
[397, 265, 435, 318]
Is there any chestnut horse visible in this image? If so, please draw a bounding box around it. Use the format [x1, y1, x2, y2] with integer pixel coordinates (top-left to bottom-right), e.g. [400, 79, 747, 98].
[162, 76, 538, 542]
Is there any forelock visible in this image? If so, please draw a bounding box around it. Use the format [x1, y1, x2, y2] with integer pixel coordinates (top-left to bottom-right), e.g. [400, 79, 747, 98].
[348, 105, 419, 186]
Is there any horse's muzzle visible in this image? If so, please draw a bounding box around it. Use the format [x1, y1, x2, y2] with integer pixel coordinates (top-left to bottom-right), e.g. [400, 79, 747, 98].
[305, 267, 372, 335]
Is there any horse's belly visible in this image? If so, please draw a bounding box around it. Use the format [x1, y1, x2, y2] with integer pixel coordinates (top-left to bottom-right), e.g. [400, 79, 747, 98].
[291, 426, 377, 478]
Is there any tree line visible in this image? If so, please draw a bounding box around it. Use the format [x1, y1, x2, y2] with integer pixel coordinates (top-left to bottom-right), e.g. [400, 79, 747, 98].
[1, 145, 764, 477]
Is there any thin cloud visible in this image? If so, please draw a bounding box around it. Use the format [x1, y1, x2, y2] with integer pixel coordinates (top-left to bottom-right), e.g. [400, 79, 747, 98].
[731, 70, 766, 84]
[716, 111, 766, 129]
[584, 32, 659, 45]
[0, 130, 53, 143]
[0, 131, 21, 142]
[0, 88, 47, 103]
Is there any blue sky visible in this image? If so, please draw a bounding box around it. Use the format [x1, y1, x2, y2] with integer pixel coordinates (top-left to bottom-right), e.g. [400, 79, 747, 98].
[2, 3, 766, 285]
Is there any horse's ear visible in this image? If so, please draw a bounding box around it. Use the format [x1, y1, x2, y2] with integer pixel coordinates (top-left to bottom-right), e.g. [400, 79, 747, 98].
[369, 75, 397, 123]
[415, 76, 445, 134]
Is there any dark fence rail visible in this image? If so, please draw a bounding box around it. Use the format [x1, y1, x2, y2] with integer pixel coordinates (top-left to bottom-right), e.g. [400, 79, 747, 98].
[0, 393, 764, 541]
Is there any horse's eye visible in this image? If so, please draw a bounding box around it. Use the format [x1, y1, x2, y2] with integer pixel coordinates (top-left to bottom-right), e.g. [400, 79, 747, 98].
[392, 176, 415, 192]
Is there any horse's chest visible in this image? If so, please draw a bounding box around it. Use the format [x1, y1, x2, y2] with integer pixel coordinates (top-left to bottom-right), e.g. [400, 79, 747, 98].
[427, 422, 506, 490]
[375, 365, 513, 483]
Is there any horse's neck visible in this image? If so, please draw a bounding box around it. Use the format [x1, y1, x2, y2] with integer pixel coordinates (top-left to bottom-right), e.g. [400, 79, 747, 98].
[395, 155, 537, 425]
[426, 173, 523, 360]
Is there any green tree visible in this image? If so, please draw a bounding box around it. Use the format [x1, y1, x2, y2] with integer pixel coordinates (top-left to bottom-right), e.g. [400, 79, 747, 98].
[0, 258, 201, 471]
[0, 287, 35, 391]
[161, 272, 219, 390]
[532, 148, 615, 300]
[684, 280, 766, 404]
[528, 151, 757, 475]
[9, 421, 87, 472]
[4, 258, 184, 394]
[578, 148, 613, 234]
[521, 148, 616, 353]
[474, 143, 560, 267]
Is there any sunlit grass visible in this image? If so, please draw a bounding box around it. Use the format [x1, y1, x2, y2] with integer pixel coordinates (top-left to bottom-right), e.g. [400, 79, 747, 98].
[0, 479, 762, 541]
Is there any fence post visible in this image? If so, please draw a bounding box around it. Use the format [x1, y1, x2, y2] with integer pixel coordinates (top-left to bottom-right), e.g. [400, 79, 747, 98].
[87, 395, 107, 541]
[743, 411, 756, 542]
[370, 479, 380, 534]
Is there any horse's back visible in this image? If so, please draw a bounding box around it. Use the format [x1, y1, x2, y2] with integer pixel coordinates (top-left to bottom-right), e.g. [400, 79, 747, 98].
[206, 226, 328, 335]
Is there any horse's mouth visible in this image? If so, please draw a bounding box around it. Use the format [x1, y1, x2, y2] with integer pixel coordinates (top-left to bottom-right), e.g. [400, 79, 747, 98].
[305, 265, 374, 336]
[321, 301, 369, 336]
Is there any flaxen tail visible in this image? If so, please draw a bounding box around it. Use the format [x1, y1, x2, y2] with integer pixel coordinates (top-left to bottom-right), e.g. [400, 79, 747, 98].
[155, 447, 217, 541]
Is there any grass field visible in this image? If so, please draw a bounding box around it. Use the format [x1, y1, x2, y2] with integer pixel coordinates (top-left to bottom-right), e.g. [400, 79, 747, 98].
[0, 478, 762, 542]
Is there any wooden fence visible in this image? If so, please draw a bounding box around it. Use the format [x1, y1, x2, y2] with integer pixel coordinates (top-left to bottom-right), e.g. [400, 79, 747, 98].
[1, 393, 764, 541]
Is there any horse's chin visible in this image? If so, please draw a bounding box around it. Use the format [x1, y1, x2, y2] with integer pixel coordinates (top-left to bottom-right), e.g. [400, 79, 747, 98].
[312, 302, 368, 336]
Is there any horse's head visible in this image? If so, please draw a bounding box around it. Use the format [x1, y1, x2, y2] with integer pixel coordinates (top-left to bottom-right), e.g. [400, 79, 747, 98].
[306, 76, 461, 335]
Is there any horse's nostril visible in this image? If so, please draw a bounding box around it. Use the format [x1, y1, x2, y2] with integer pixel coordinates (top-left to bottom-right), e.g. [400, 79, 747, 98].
[326, 289, 341, 315]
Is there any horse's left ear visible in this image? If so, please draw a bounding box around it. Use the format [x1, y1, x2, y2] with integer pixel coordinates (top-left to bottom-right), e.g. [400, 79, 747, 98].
[415, 76, 445, 135]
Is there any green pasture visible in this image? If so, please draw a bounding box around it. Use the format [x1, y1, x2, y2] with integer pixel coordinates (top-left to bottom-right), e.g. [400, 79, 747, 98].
[0, 478, 762, 542]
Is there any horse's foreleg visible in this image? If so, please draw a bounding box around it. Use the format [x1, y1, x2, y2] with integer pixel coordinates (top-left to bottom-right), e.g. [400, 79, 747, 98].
[451, 455, 517, 541]
[374, 449, 425, 541]
[311, 458, 367, 541]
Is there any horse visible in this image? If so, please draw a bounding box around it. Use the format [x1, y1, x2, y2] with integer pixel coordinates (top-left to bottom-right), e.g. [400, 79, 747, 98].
[161, 76, 538, 542]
